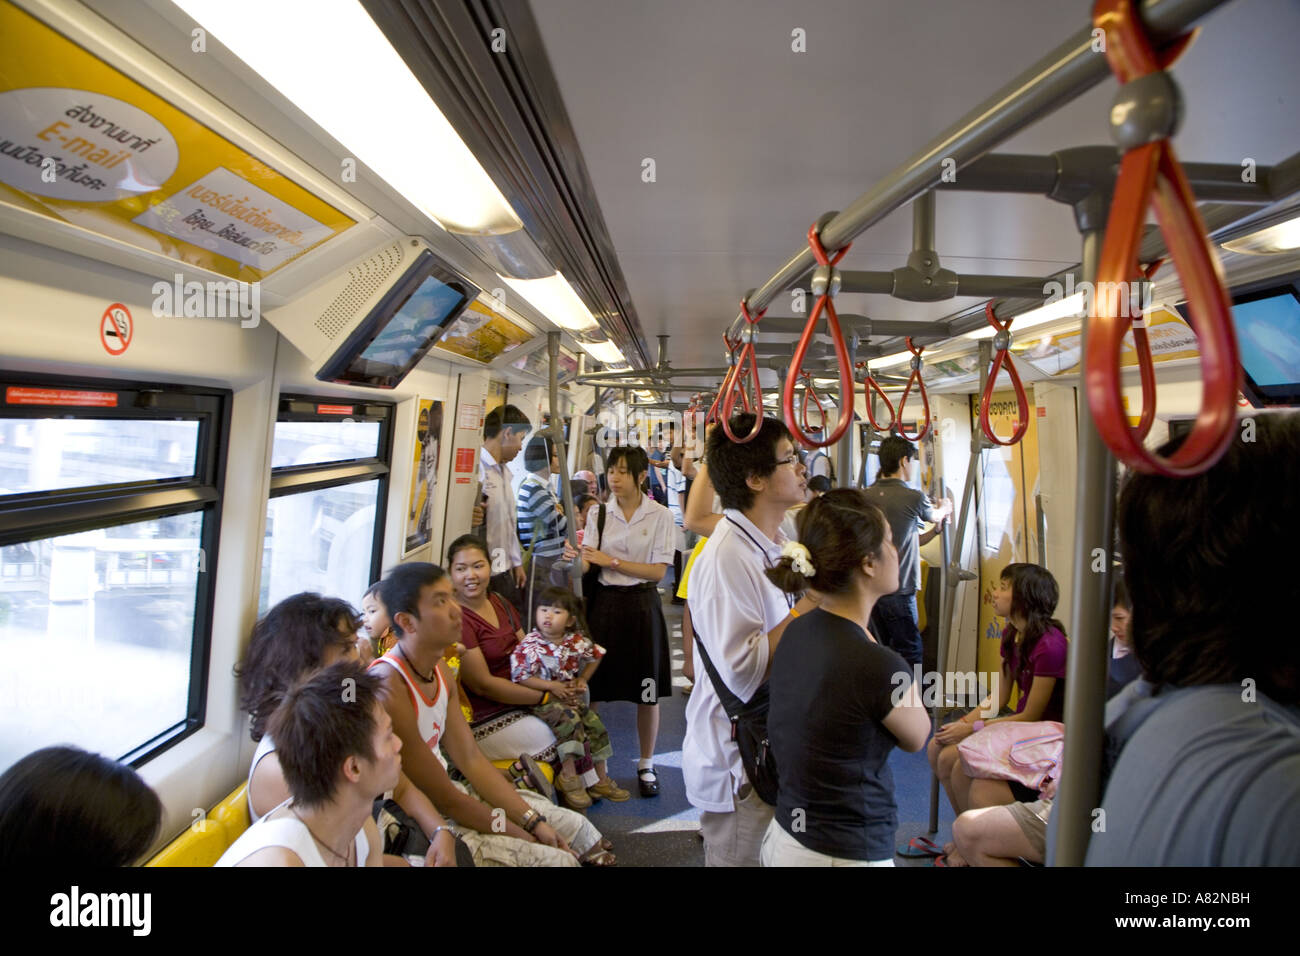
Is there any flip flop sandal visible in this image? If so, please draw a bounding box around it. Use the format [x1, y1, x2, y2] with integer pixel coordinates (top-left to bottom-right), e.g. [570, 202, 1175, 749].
[515, 753, 557, 805]
[897, 836, 944, 858]
[581, 848, 617, 866]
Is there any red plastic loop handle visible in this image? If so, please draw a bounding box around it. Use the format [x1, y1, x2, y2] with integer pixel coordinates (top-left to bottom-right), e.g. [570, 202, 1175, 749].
[783, 224, 855, 449]
[1127, 260, 1162, 440]
[855, 361, 897, 432]
[721, 301, 766, 443]
[896, 338, 932, 442]
[799, 371, 828, 432]
[1087, 0, 1240, 477]
[978, 302, 1030, 446]
[706, 333, 744, 425]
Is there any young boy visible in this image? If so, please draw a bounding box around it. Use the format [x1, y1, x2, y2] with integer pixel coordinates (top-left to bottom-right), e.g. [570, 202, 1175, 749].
[511, 587, 630, 808]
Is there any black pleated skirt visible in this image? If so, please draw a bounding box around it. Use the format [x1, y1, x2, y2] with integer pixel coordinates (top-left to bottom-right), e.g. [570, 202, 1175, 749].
[586, 583, 671, 704]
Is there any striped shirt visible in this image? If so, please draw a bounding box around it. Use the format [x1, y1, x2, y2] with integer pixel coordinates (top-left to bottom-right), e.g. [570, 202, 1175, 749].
[516, 472, 567, 558]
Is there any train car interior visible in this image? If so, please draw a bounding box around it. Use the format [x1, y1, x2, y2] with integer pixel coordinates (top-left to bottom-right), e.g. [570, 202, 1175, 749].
[1, 0, 1298, 872]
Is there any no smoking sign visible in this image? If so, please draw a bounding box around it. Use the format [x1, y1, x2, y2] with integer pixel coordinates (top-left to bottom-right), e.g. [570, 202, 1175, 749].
[100, 303, 133, 355]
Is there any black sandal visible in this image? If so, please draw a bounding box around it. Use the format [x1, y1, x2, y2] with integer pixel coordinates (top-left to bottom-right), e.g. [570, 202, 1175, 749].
[514, 753, 557, 805]
[637, 767, 660, 797]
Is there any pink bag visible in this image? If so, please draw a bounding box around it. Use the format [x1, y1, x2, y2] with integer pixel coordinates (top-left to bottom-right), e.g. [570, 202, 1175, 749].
[957, 721, 1064, 789]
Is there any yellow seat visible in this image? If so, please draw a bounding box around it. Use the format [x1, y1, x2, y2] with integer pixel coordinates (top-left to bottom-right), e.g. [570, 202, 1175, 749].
[211, 782, 251, 841]
[146, 781, 249, 867]
[145, 817, 227, 867]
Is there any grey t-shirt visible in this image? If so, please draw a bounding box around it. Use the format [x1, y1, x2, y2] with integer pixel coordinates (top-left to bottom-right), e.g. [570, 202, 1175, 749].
[1084, 683, 1300, 866]
[863, 477, 934, 594]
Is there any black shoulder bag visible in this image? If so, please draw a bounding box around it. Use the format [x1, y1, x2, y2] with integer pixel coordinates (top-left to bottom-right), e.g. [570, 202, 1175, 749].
[580, 503, 607, 602]
[692, 626, 778, 806]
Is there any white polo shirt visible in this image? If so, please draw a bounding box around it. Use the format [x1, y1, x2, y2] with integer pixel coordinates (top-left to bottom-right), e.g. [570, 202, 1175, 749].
[683, 508, 791, 812]
[583, 492, 676, 587]
[479, 446, 522, 573]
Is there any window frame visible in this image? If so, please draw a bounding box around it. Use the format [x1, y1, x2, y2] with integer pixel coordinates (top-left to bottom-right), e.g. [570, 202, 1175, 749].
[0, 371, 230, 768]
[265, 395, 394, 601]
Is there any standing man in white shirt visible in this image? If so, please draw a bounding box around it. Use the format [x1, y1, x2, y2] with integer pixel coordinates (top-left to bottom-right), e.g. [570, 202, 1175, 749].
[479, 404, 532, 621]
[684, 413, 822, 865]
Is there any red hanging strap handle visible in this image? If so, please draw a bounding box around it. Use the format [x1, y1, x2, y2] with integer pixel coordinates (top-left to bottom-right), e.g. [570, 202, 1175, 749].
[896, 338, 932, 442]
[1125, 259, 1162, 440]
[978, 301, 1030, 446]
[783, 224, 856, 449]
[799, 370, 828, 432]
[1086, 0, 1240, 477]
[706, 332, 744, 425]
[721, 301, 766, 443]
[855, 361, 897, 432]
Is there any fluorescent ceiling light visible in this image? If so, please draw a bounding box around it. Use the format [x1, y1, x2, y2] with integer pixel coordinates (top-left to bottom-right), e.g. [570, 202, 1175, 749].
[578, 340, 625, 364]
[500, 274, 600, 333]
[963, 291, 1087, 340]
[173, 0, 522, 235]
[1221, 214, 1300, 255]
[871, 349, 915, 370]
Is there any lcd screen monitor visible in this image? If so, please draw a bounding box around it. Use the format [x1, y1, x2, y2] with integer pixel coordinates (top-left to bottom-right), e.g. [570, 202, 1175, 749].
[1220, 285, 1300, 406]
[317, 250, 478, 388]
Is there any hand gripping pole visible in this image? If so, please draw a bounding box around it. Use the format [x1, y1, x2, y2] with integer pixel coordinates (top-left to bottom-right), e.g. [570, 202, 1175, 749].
[783, 223, 856, 449]
[721, 301, 766, 443]
[1086, 0, 1240, 477]
[896, 338, 933, 442]
[855, 361, 897, 432]
[978, 301, 1030, 446]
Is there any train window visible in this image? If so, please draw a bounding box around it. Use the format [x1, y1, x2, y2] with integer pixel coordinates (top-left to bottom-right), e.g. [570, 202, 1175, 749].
[0, 378, 229, 773]
[257, 396, 392, 615]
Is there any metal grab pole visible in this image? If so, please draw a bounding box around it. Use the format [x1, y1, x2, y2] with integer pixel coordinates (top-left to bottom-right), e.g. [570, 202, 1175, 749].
[1051, 228, 1115, 867]
[727, 0, 1228, 337]
[548, 332, 583, 595]
[838, 335, 858, 487]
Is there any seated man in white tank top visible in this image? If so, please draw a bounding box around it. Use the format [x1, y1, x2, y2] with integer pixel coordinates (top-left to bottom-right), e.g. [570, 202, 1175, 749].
[219, 662, 396, 867]
[372, 562, 613, 866]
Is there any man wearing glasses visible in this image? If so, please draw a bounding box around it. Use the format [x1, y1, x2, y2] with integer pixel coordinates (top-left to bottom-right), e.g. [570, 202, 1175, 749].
[683, 413, 822, 866]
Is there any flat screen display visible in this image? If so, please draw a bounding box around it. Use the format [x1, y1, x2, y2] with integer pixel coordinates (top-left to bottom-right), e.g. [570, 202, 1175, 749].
[318, 250, 478, 388]
[1224, 285, 1300, 406]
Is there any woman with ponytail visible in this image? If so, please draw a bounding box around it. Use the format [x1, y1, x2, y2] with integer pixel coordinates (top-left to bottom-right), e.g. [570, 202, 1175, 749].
[760, 489, 931, 866]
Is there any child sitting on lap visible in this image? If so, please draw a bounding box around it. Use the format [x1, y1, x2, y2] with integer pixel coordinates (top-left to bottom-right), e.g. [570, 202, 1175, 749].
[510, 587, 629, 808]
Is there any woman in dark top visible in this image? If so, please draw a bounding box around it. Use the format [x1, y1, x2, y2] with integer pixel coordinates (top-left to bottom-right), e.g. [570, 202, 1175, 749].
[762, 489, 931, 866]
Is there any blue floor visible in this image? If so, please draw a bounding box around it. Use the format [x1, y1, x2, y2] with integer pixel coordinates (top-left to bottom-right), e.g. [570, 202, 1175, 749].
[584, 594, 954, 866]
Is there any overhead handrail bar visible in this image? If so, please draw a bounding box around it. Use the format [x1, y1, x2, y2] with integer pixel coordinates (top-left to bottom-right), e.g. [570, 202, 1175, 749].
[721, 301, 767, 443]
[855, 360, 897, 432]
[1086, 0, 1240, 477]
[978, 301, 1030, 446]
[895, 338, 933, 442]
[725, 0, 1230, 343]
[783, 224, 856, 449]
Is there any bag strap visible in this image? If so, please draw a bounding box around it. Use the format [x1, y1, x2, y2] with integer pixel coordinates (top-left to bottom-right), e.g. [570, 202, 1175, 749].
[691, 621, 747, 720]
[596, 503, 606, 550]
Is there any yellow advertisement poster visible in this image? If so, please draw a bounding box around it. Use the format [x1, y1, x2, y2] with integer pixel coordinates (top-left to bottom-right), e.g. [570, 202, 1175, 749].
[974, 387, 1042, 684]
[405, 400, 444, 555]
[434, 299, 533, 365]
[0, 1, 354, 281]
[1018, 307, 1199, 377]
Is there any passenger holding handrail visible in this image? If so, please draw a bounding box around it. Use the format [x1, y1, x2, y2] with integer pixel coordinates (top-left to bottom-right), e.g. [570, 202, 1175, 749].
[762, 490, 931, 866]
[864, 436, 953, 668]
